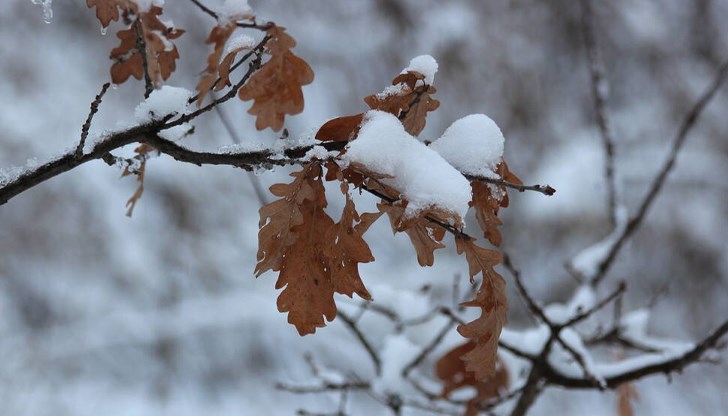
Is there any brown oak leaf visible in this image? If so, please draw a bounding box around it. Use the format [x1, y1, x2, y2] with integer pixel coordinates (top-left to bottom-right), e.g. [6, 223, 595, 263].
[238, 25, 314, 131]
[455, 237, 508, 380]
[315, 113, 365, 142]
[256, 163, 380, 335]
[378, 203, 446, 267]
[471, 161, 523, 246]
[195, 25, 237, 107]
[86, 0, 131, 28]
[436, 341, 509, 416]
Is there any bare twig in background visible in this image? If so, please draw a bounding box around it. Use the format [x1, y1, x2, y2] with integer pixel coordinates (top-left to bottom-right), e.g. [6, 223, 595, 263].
[580, 0, 618, 225]
[590, 57, 728, 287]
[132, 19, 154, 98]
[336, 310, 381, 375]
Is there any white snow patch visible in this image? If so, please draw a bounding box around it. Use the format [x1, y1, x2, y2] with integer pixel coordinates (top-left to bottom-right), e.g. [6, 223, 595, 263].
[368, 284, 430, 321]
[134, 86, 193, 123]
[224, 33, 256, 56]
[430, 114, 505, 179]
[570, 205, 628, 281]
[402, 55, 438, 85]
[374, 334, 419, 392]
[342, 110, 471, 219]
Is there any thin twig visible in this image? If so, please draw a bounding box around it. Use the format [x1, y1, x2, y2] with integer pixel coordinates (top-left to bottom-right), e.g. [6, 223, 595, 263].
[77, 83, 111, 159]
[132, 19, 154, 98]
[465, 174, 556, 196]
[401, 319, 456, 378]
[558, 281, 626, 329]
[337, 310, 382, 375]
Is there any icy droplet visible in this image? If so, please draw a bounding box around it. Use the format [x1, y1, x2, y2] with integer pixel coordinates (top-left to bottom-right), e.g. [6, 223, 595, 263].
[100, 25, 108, 35]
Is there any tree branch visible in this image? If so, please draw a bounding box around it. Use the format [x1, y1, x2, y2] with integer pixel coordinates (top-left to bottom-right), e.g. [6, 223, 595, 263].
[77, 82, 111, 159]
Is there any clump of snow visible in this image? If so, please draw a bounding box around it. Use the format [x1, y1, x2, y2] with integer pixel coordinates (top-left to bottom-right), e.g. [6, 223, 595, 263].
[402, 55, 438, 85]
[224, 33, 256, 56]
[430, 114, 505, 178]
[30, 0, 53, 23]
[134, 86, 193, 123]
[219, 0, 253, 22]
[375, 83, 407, 100]
[570, 205, 628, 281]
[133, 0, 164, 13]
[302, 145, 335, 162]
[374, 334, 419, 392]
[342, 110, 471, 219]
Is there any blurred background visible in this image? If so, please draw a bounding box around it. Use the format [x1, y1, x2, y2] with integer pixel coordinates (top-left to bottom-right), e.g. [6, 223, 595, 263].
[1, 0, 727, 414]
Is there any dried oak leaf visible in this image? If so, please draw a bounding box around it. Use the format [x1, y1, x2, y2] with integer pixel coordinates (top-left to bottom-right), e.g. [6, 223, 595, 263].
[436, 341, 509, 416]
[325, 192, 382, 299]
[315, 113, 365, 142]
[471, 161, 523, 246]
[364, 70, 440, 136]
[196, 25, 237, 107]
[256, 163, 380, 335]
[378, 203, 446, 267]
[455, 237, 508, 380]
[86, 0, 130, 28]
[238, 25, 314, 131]
[110, 7, 184, 85]
[122, 143, 156, 217]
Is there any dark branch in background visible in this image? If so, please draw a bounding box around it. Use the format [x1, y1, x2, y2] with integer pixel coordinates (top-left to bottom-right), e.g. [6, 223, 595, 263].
[76, 82, 111, 159]
[580, 0, 618, 226]
[187, 0, 274, 31]
[187, 0, 216, 19]
[590, 57, 728, 287]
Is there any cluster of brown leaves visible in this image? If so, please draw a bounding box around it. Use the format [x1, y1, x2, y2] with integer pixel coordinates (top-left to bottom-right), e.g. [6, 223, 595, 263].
[195, 23, 314, 132]
[315, 69, 440, 142]
[256, 63, 522, 388]
[87, 1, 183, 86]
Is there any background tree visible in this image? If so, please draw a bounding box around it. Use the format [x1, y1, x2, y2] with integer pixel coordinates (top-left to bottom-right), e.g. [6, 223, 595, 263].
[1, 1, 727, 415]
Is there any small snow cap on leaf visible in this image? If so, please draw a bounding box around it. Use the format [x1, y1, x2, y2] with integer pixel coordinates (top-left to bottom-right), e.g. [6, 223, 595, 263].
[402, 54, 438, 85]
[430, 114, 505, 178]
[219, 0, 253, 22]
[134, 86, 192, 123]
[134, 0, 165, 13]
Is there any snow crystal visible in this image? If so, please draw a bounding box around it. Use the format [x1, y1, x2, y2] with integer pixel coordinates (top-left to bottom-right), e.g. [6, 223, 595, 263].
[374, 334, 419, 392]
[402, 55, 438, 85]
[342, 110, 472, 219]
[133, 0, 164, 13]
[219, 0, 253, 22]
[224, 33, 256, 56]
[430, 114, 505, 178]
[134, 86, 193, 123]
[375, 83, 406, 100]
[570, 205, 628, 281]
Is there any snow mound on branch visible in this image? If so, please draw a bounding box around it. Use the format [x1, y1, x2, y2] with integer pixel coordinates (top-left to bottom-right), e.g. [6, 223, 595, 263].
[430, 114, 504, 179]
[402, 55, 438, 85]
[342, 110, 471, 219]
[374, 334, 419, 392]
[134, 86, 192, 123]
